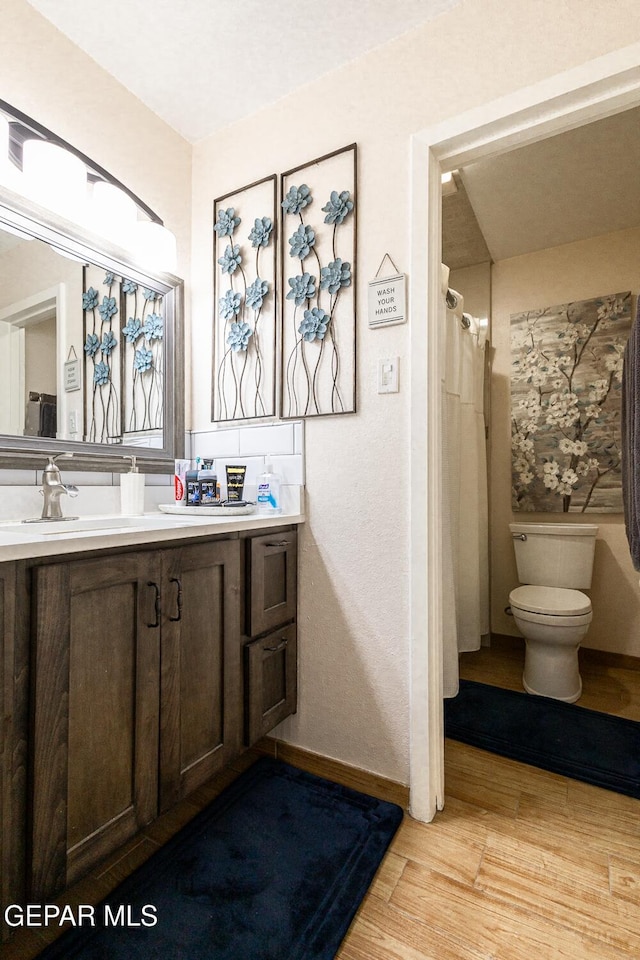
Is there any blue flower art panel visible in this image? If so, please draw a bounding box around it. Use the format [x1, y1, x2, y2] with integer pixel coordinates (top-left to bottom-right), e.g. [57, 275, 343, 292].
[280, 144, 357, 418]
[212, 174, 277, 422]
[510, 291, 632, 513]
[83, 267, 165, 443]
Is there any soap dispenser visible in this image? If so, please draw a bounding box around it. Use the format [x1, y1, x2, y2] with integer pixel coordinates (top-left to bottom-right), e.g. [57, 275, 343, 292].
[121, 456, 145, 516]
[257, 458, 282, 515]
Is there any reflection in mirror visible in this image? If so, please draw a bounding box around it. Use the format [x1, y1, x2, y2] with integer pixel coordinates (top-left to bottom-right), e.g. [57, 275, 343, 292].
[82, 266, 165, 446]
[0, 99, 183, 470]
[0, 224, 167, 448]
[0, 189, 183, 469]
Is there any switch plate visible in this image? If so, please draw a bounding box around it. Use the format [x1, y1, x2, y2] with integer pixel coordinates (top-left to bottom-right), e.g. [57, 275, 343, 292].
[69, 411, 78, 433]
[377, 357, 399, 394]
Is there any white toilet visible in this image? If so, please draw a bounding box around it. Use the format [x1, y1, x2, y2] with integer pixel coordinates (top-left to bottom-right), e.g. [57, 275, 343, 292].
[508, 522, 598, 703]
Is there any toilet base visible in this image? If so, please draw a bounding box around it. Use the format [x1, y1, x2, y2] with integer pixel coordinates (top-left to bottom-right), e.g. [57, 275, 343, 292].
[522, 638, 582, 703]
[522, 672, 582, 704]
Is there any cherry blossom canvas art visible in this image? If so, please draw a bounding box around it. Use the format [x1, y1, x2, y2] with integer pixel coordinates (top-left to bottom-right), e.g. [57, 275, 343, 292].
[510, 291, 632, 512]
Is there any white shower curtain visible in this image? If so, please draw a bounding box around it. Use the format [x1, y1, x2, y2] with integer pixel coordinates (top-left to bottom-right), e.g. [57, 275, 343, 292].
[441, 267, 490, 698]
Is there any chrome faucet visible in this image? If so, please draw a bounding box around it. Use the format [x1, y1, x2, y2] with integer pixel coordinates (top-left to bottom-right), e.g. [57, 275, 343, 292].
[40, 455, 79, 520]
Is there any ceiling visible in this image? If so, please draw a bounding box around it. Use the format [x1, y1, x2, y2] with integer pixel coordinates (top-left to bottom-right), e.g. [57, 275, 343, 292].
[21, 2, 640, 262]
[25, 0, 459, 143]
[443, 106, 640, 267]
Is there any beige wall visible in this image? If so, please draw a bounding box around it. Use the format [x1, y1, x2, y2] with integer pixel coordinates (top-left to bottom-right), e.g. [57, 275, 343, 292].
[191, 0, 640, 781]
[491, 225, 640, 656]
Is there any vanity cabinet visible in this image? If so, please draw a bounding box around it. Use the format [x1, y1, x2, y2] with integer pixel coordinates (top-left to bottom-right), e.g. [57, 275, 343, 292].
[29, 538, 241, 900]
[30, 552, 163, 900]
[1, 562, 23, 917]
[1, 523, 297, 916]
[243, 530, 298, 746]
[159, 539, 241, 811]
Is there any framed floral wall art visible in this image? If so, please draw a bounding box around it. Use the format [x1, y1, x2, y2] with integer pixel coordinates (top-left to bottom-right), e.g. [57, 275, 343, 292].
[510, 291, 632, 513]
[83, 267, 165, 443]
[212, 174, 277, 422]
[280, 144, 357, 419]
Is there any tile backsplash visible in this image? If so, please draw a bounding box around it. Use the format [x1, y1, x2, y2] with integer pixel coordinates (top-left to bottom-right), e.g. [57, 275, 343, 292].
[191, 420, 305, 499]
[0, 421, 305, 521]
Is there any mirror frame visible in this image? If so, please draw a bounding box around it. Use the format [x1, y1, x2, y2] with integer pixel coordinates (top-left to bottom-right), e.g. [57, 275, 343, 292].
[0, 184, 184, 473]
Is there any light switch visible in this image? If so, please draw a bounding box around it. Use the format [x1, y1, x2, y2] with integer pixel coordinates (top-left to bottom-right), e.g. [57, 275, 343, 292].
[377, 357, 399, 394]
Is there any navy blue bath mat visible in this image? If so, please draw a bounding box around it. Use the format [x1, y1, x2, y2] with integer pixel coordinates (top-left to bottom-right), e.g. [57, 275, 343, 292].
[445, 679, 640, 798]
[36, 757, 403, 960]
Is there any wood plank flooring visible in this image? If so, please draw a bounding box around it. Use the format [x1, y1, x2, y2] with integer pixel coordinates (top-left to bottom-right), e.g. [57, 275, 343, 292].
[458, 633, 640, 721]
[5, 643, 640, 959]
[338, 739, 640, 960]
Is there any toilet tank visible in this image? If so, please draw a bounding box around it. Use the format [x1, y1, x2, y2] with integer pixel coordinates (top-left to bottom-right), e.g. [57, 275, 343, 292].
[509, 522, 598, 589]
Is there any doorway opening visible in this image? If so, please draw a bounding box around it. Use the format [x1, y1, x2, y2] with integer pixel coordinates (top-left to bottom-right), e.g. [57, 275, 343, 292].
[408, 43, 640, 823]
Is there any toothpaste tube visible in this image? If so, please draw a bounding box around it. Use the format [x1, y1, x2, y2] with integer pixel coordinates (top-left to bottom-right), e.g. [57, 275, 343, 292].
[174, 459, 190, 504]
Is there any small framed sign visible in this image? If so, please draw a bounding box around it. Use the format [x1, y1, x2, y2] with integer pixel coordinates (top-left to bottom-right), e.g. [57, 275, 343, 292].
[64, 347, 81, 393]
[368, 256, 406, 328]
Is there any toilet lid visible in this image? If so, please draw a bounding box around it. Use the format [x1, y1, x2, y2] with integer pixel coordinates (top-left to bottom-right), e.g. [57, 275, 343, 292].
[509, 585, 591, 617]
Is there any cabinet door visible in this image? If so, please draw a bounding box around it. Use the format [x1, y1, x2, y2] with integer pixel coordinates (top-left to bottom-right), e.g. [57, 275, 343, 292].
[1, 562, 23, 934]
[247, 530, 297, 637]
[30, 552, 161, 901]
[159, 539, 241, 810]
[244, 623, 297, 746]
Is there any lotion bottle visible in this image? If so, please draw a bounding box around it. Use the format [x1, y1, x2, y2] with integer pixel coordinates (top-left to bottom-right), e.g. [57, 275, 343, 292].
[121, 456, 145, 516]
[257, 458, 282, 515]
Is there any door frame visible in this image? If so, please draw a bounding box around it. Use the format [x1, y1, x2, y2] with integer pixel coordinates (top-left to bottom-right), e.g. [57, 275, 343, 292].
[408, 42, 640, 822]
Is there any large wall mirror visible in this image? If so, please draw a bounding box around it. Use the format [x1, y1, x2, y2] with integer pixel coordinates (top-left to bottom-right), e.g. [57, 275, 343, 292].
[0, 185, 184, 472]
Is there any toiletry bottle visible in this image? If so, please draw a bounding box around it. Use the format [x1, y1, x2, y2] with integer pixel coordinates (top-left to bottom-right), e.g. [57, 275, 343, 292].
[186, 458, 201, 506]
[257, 459, 281, 515]
[121, 456, 145, 516]
[199, 459, 218, 505]
[226, 464, 247, 503]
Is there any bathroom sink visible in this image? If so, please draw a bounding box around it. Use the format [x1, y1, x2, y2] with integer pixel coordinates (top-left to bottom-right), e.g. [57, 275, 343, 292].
[0, 515, 179, 536]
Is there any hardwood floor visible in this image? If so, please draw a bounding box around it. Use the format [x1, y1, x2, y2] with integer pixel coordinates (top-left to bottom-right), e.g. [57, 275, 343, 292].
[5, 648, 640, 959]
[337, 638, 640, 959]
[459, 633, 640, 721]
[339, 740, 640, 960]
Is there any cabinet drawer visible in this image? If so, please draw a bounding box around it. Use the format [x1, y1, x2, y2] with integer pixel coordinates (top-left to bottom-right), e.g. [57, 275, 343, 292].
[247, 531, 297, 636]
[244, 623, 297, 746]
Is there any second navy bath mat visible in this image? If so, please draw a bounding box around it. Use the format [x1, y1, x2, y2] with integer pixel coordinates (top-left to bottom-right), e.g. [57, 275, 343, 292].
[445, 679, 640, 798]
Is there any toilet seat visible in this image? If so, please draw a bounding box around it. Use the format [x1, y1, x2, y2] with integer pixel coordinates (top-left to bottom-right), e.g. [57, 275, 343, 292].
[509, 585, 591, 617]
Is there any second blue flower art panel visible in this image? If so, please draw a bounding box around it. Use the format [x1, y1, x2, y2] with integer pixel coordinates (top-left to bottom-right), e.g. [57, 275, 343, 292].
[280, 144, 357, 418]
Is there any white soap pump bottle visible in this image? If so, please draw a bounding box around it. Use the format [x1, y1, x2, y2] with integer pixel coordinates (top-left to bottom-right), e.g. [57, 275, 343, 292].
[257, 458, 281, 515]
[121, 455, 145, 516]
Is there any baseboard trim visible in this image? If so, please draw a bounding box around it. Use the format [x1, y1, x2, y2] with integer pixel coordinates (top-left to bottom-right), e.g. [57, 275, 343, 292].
[253, 737, 409, 810]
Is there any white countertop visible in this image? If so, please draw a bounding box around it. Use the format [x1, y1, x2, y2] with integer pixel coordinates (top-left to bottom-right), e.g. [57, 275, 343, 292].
[0, 506, 304, 562]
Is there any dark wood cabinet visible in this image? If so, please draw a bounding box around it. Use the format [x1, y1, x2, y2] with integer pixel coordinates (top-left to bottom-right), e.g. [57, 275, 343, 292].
[159, 539, 241, 811]
[244, 622, 297, 746]
[246, 531, 297, 636]
[1, 562, 23, 922]
[1, 523, 298, 914]
[243, 529, 298, 747]
[30, 552, 162, 900]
